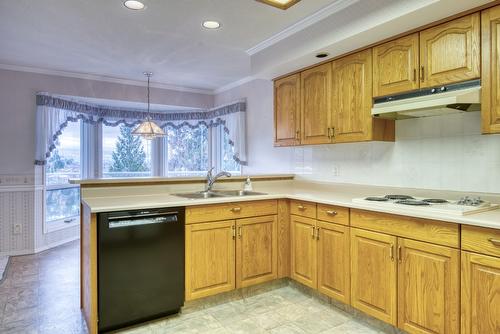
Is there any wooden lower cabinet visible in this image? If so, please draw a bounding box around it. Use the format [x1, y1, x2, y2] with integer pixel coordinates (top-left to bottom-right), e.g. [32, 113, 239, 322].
[350, 228, 397, 325]
[291, 215, 317, 287]
[317, 221, 350, 304]
[461, 251, 500, 334]
[185, 220, 236, 301]
[398, 239, 459, 334]
[236, 215, 277, 288]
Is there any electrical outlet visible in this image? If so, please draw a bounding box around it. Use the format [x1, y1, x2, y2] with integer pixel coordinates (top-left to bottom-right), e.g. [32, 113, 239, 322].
[13, 224, 22, 235]
[331, 165, 340, 177]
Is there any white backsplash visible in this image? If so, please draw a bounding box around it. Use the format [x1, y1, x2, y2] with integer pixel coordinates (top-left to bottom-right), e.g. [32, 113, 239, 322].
[293, 112, 500, 193]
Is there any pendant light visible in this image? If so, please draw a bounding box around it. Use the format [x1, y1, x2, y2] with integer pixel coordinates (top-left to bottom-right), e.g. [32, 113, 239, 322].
[132, 72, 166, 140]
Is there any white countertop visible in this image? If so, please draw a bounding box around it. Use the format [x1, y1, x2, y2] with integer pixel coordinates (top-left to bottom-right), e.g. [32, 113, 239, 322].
[81, 180, 500, 230]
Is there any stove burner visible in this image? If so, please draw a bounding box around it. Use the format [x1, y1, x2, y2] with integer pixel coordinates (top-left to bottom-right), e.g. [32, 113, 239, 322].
[365, 197, 389, 202]
[423, 199, 449, 204]
[396, 200, 430, 206]
[385, 195, 414, 200]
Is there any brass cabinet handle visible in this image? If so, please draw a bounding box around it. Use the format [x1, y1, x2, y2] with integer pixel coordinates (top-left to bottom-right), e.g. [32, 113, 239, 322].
[297, 205, 306, 211]
[390, 244, 394, 261]
[232, 225, 236, 240]
[326, 210, 337, 216]
[327, 127, 332, 140]
[488, 238, 500, 246]
[231, 207, 241, 212]
[420, 66, 425, 82]
[316, 227, 320, 240]
[331, 127, 335, 139]
[295, 130, 300, 140]
[238, 226, 242, 238]
[413, 68, 417, 82]
[311, 226, 315, 239]
[398, 245, 402, 263]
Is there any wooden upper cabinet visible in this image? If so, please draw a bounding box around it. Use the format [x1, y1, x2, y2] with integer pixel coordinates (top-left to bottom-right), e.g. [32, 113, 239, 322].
[351, 228, 397, 326]
[331, 49, 374, 143]
[461, 251, 500, 334]
[373, 33, 419, 97]
[185, 220, 236, 301]
[398, 239, 460, 334]
[290, 215, 317, 288]
[317, 221, 350, 304]
[419, 13, 480, 88]
[300, 63, 332, 145]
[481, 5, 500, 134]
[274, 74, 301, 146]
[236, 215, 277, 288]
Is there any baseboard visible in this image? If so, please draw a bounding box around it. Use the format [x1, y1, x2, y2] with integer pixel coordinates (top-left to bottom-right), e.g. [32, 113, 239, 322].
[0, 248, 35, 257]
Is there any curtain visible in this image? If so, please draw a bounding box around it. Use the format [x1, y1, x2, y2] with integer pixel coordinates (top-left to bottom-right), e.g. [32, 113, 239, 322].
[35, 94, 247, 166]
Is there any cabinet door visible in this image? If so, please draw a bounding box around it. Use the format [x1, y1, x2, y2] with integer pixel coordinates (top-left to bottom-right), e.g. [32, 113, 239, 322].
[236, 215, 277, 288]
[461, 251, 500, 334]
[351, 228, 397, 325]
[331, 49, 373, 143]
[185, 220, 235, 300]
[398, 239, 459, 334]
[317, 221, 350, 304]
[481, 5, 500, 134]
[274, 74, 301, 146]
[419, 13, 480, 88]
[291, 215, 317, 288]
[373, 33, 419, 97]
[300, 63, 332, 145]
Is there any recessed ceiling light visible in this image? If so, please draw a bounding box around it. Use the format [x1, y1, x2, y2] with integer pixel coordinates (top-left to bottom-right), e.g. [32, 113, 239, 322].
[316, 52, 329, 59]
[202, 21, 221, 29]
[255, 0, 301, 10]
[124, 0, 145, 10]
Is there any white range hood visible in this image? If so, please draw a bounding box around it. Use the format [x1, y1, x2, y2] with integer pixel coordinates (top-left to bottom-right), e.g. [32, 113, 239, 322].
[372, 81, 481, 120]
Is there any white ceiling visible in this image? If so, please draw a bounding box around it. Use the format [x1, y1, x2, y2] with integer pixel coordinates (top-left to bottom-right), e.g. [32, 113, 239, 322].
[0, 0, 494, 92]
[0, 0, 336, 91]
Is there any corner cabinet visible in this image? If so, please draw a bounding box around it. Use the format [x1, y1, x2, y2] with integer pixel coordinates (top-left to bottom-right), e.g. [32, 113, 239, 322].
[481, 5, 500, 134]
[331, 49, 393, 143]
[274, 74, 301, 146]
[419, 13, 480, 88]
[300, 63, 332, 145]
[373, 33, 419, 97]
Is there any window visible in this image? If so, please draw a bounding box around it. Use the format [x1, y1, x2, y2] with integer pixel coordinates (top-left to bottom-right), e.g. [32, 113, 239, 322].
[102, 124, 152, 178]
[45, 121, 81, 231]
[218, 126, 241, 174]
[165, 125, 209, 176]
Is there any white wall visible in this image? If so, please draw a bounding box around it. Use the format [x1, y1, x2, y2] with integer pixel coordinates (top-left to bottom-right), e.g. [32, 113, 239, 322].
[214, 79, 294, 175]
[215, 79, 500, 193]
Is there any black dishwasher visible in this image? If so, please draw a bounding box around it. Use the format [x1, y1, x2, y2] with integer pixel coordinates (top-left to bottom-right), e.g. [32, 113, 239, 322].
[97, 207, 184, 333]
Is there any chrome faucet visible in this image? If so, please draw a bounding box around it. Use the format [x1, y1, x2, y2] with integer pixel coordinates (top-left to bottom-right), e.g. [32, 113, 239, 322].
[205, 168, 231, 192]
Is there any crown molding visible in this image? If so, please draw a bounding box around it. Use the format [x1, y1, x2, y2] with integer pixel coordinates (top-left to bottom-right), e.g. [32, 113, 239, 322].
[213, 76, 258, 94]
[246, 0, 359, 55]
[0, 63, 214, 95]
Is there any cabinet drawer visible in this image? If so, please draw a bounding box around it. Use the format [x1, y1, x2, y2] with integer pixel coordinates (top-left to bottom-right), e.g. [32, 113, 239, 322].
[462, 225, 500, 257]
[317, 204, 349, 225]
[186, 200, 277, 224]
[351, 209, 459, 248]
[290, 200, 316, 219]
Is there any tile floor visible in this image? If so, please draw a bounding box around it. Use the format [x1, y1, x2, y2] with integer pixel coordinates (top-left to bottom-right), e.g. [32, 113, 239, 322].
[0, 241, 389, 334]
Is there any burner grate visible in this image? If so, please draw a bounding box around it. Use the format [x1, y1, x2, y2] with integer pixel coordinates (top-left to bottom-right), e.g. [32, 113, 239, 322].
[423, 199, 448, 204]
[385, 195, 414, 200]
[395, 200, 430, 206]
[365, 197, 389, 202]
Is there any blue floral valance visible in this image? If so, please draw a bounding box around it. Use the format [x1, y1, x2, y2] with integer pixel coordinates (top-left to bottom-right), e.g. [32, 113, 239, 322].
[35, 93, 247, 166]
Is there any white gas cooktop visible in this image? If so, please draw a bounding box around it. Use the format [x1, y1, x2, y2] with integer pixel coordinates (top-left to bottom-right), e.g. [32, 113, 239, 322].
[352, 195, 499, 216]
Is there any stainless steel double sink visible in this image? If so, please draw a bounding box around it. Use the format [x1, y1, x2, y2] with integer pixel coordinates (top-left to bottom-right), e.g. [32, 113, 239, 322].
[172, 190, 267, 199]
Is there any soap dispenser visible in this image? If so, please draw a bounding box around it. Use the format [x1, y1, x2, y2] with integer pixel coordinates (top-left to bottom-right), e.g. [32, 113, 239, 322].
[243, 176, 253, 191]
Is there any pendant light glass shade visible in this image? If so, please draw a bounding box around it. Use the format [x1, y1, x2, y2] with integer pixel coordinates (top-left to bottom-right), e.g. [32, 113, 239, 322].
[132, 72, 166, 140]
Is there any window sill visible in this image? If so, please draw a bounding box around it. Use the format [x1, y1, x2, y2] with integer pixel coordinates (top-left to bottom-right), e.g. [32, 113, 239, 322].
[44, 216, 80, 234]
